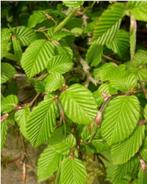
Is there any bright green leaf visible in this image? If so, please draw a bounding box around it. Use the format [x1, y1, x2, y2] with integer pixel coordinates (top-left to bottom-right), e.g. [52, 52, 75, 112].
[60, 84, 97, 125]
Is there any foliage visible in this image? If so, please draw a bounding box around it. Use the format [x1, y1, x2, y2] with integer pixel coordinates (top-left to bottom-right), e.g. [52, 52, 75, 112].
[1, 1, 147, 184]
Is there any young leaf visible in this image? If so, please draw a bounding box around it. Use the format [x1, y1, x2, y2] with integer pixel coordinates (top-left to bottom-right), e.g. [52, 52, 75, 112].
[21, 39, 55, 78]
[60, 157, 87, 184]
[26, 96, 58, 147]
[110, 72, 137, 92]
[47, 55, 73, 74]
[37, 141, 70, 182]
[101, 95, 140, 145]
[28, 10, 47, 28]
[1, 28, 12, 42]
[1, 63, 16, 84]
[93, 3, 125, 45]
[128, 2, 147, 22]
[133, 50, 147, 65]
[86, 43, 103, 67]
[1, 95, 18, 113]
[15, 106, 30, 139]
[63, 0, 83, 8]
[111, 125, 145, 164]
[12, 26, 37, 46]
[60, 84, 97, 125]
[94, 62, 118, 81]
[137, 169, 147, 184]
[1, 120, 9, 149]
[45, 72, 65, 92]
[106, 30, 129, 58]
[12, 35, 22, 61]
[107, 157, 139, 184]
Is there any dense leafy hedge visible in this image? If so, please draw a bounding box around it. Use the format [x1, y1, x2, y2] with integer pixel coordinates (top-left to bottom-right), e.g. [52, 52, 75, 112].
[1, 1, 147, 183]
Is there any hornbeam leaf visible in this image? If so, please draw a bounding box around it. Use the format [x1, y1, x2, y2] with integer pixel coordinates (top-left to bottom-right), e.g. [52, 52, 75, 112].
[101, 95, 140, 145]
[111, 126, 145, 164]
[1, 120, 9, 149]
[15, 107, 30, 139]
[12, 26, 37, 46]
[106, 30, 129, 58]
[60, 157, 87, 184]
[1, 95, 18, 113]
[1, 63, 16, 84]
[26, 96, 58, 147]
[93, 3, 125, 45]
[37, 141, 70, 182]
[21, 39, 55, 78]
[45, 72, 65, 92]
[60, 84, 97, 125]
[47, 55, 73, 74]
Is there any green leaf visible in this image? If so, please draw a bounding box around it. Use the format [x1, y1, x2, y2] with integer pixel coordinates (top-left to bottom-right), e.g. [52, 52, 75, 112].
[137, 168, 147, 184]
[128, 2, 147, 22]
[107, 157, 139, 184]
[47, 54, 73, 74]
[92, 139, 109, 153]
[26, 96, 58, 147]
[28, 10, 47, 28]
[37, 141, 70, 182]
[110, 72, 137, 92]
[111, 126, 145, 164]
[45, 72, 65, 92]
[140, 138, 147, 162]
[1, 63, 16, 84]
[133, 50, 147, 65]
[94, 62, 118, 81]
[60, 157, 87, 184]
[93, 3, 125, 45]
[1, 28, 12, 42]
[86, 43, 103, 67]
[1, 120, 9, 149]
[1, 40, 11, 58]
[101, 95, 140, 145]
[12, 35, 22, 60]
[12, 26, 37, 46]
[60, 84, 97, 125]
[63, 0, 83, 8]
[144, 105, 147, 120]
[1, 95, 18, 113]
[15, 106, 30, 139]
[21, 39, 55, 78]
[106, 30, 129, 58]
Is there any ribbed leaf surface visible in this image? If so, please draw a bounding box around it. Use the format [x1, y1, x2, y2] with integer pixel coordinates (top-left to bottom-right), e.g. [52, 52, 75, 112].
[47, 55, 73, 74]
[21, 39, 55, 78]
[37, 142, 69, 181]
[1, 120, 9, 149]
[93, 3, 125, 44]
[1, 63, 16, 84]
[15, 107, 30, 139]
[111, 126, 145, 164]
[101, 95, 140, 145]
[28, 10, 47, 28]
[12, 26, 37, 46]
[107, 157, 139, 184]
[45, 72, 64, 92]
[63, 0, 83, 8]
[86, 43, 103, 66]
[1, 95, 18, 113]
[27, 97, 58, 147]
[60, 84, 97, 125]
[128, 2, 147, 21]
[106, 30, 129, 58]
[60, 158, 87, 184]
